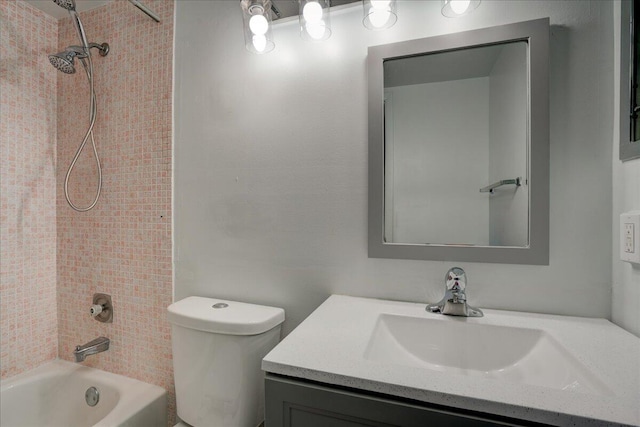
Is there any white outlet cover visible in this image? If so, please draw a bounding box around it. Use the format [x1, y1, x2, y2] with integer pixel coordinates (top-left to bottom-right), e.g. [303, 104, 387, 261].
[620, 211, 640, 264]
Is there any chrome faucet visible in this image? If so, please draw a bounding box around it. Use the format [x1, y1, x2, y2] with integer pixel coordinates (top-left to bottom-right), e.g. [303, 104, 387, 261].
[73, 337, 110, 362]
[426, 267, 483, 317]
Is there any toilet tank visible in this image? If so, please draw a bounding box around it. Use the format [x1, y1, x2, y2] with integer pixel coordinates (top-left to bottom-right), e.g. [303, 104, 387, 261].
[167, 297, 285, 427]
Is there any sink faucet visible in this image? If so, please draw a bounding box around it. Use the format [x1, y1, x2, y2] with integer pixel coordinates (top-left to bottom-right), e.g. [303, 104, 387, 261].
[426, 267, 483, 317]
[73, 337, 110, 362]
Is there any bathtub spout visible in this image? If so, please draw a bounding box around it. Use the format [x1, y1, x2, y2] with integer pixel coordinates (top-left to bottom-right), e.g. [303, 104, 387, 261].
[74, 337, 109, 362]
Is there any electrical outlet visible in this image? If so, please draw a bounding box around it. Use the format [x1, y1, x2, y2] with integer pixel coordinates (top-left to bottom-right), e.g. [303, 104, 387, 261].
[620, 212, 640, 264]
[624, 223, 635, 253]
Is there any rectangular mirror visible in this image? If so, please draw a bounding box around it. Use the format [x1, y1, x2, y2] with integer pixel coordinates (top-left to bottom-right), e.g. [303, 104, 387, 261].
[383, 41, 529, 247]
[368, 19, 549, 265]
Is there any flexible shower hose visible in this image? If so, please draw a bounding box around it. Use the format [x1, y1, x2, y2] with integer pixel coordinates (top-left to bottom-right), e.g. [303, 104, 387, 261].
[64, 52, 102, 212]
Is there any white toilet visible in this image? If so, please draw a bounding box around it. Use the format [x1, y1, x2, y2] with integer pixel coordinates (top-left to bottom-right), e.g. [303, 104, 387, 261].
[167, 296, 285, 427]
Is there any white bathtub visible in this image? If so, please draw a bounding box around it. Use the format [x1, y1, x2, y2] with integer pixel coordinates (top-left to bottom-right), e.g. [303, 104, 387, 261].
[0, 359, 167, 427]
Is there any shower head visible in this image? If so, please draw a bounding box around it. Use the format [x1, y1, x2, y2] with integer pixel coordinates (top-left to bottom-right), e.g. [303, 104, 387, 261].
[52, 0, 76, 11]
[52, 0, 90, 49]
[48, 46, 85, 74]
[48, 44, 109, 74]
[48, 51, 78, 74]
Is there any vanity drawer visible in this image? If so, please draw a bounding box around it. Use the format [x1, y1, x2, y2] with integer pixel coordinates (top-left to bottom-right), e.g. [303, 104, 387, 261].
[265, 374, 548, 427]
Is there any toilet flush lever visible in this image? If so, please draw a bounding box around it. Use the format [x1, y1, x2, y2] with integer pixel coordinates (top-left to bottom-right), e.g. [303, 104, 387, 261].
[91, 293, 113, 323]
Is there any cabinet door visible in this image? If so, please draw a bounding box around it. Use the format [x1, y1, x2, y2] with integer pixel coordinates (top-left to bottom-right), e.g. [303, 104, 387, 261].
[265, 375, 540, 427]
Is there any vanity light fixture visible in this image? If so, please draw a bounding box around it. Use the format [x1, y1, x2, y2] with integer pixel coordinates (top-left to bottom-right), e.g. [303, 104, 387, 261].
[362, 0, 397, 30]
[441, 0, 481, 18]
[240, 0, 482, 54]
[241, 0, 275, 54]
[299, 0, 331, 41]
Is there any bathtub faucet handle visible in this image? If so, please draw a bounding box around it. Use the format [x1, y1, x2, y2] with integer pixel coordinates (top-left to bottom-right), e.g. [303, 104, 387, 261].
[90, 304, 103, 316]
[91, 293, 113, 323]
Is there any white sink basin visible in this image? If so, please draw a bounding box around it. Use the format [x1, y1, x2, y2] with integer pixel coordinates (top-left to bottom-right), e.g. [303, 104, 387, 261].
[364, 314, 608, 394]
[263, 295, 640, 426]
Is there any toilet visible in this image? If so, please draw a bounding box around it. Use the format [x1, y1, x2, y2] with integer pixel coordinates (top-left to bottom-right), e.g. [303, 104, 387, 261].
[167, 296, 285, 427]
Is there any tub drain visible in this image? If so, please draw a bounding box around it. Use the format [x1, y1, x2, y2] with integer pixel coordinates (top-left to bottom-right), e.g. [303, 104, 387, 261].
[85, 386, 100, 407]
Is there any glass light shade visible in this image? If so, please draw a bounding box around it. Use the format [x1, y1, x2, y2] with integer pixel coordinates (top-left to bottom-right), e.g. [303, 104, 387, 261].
[299, 0, 331, 41]
[441, 0, 481, 17]
[362, 0, 397, 31]
[241, 0, 275, 54]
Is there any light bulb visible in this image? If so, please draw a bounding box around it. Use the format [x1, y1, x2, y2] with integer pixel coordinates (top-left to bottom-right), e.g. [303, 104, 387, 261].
[252, 34, 267, 52]
[305, 21, 326, 40]
[370, 0, 391, 9]
[368, 8, 390, 28]
[449, 0, 470, 15]
[303, 1, 323, 23]
[249, 14, 268, 35]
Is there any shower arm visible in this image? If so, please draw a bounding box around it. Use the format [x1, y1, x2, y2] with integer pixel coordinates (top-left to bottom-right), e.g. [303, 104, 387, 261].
[127, 0, 161, 23]
[67, 43, 109, 57]
[86, 43, 109, 56]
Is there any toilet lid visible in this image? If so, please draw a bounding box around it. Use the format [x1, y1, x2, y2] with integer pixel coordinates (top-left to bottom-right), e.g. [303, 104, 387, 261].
[167, 296, 285, 335]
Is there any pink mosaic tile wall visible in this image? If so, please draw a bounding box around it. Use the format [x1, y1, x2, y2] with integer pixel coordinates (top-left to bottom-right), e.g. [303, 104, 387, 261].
[55, 0, 174, 421]
[0, 0, 58, 379]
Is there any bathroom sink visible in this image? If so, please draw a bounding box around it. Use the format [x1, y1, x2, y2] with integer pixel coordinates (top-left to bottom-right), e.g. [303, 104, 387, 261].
[364, 314, 607, 393]
[263, 295, 640, 426]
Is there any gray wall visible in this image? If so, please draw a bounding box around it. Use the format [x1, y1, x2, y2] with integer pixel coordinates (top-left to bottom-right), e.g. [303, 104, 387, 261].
[174, 1, 614, 335]
[613, 1, 640, 337]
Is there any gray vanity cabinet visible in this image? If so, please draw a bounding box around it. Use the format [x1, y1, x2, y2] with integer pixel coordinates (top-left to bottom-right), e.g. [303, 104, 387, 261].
[265, 375, 547, 427]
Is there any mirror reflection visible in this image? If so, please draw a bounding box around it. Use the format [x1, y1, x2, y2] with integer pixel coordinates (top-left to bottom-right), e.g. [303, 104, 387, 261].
[383, 41, 529, 247]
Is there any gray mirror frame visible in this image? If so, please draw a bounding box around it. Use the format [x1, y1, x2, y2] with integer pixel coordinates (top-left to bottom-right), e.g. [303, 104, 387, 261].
[620, 1, 640, 161]
[368, 18, 549, 265]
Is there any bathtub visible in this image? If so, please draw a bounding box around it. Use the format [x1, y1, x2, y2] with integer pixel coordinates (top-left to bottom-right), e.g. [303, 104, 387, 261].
[0, 359, 167, 427]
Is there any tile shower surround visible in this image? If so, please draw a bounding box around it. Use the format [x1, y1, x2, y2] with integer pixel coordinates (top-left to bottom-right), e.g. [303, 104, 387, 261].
[56, 0, 174, 422]
[1, 0, 175, 423]
[1, 0, 58, 380]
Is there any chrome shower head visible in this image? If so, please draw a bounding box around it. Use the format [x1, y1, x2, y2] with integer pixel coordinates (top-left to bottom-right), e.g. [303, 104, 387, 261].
[52, 0, 76, 11]
[48, 44, 108, 74]
[48, 51, 76, 74]
[48, 47, 85, 74]
[52, 0, 89, 49]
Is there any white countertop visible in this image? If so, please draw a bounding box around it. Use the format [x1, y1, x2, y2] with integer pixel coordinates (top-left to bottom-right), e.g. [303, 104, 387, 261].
[262, 295, 640, 426]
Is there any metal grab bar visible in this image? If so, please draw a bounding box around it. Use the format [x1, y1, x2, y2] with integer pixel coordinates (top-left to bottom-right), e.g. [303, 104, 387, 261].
[480, 177, 521, 194]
